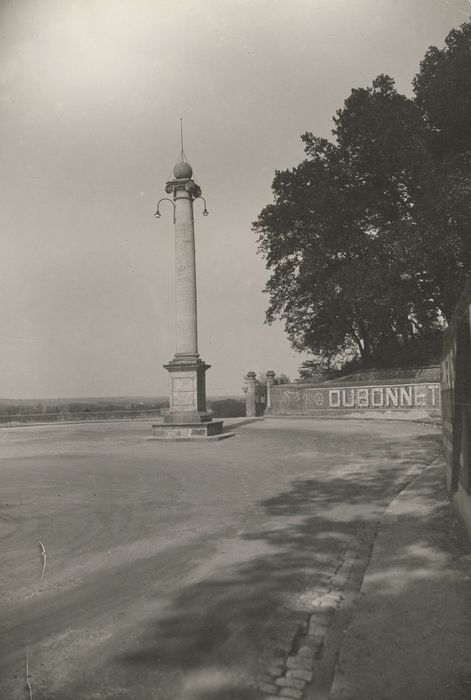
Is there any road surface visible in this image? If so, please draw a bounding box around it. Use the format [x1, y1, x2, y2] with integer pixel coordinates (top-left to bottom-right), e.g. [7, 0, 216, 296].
[0, 418, 441, 699]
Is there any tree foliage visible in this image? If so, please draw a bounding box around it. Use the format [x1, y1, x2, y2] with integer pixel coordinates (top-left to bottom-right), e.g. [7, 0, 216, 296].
[254, 21, 471, 371]
[258, 372, 291, 386]
[208, 398, 246, 418]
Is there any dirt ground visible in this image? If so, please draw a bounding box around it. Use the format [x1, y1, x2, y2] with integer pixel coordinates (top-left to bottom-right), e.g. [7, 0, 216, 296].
[0, 418, 441, 699]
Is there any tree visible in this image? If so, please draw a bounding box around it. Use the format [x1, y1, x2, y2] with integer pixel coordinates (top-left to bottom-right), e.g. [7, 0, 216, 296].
[414, 23, 471, 157]
[254, 22, 471, 371]
[258, 372, 291, 386]
[208, 398, 246, 418]
[412, 21, 471, 319]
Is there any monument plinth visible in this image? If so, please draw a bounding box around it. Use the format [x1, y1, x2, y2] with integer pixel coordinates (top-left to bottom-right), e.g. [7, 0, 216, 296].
[151, 147, 228, 440]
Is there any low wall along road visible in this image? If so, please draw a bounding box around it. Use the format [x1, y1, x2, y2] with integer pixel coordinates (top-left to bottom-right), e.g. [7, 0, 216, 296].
[264, 366, 441, 419]
[270, 382, 440, 415]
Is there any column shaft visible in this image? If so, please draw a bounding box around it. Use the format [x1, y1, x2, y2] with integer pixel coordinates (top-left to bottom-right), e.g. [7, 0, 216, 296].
[246, 372, 257, 417]
[174, 191, 198, 357]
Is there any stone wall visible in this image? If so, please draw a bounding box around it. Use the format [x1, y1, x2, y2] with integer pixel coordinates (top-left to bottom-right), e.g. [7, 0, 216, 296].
[441, 278, 471, 539]
[268, 369, 441, 418]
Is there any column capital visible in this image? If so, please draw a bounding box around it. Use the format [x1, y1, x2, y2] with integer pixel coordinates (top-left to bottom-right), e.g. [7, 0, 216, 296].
[165, 178, 202, 199]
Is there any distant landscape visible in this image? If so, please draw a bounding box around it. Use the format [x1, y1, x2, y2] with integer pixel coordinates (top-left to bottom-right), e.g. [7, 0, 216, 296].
[0, 396, 246, 425]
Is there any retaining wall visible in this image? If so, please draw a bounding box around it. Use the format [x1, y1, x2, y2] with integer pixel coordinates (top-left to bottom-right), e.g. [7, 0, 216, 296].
[267, 368, 440, 419]
[441, 278, 471, 539]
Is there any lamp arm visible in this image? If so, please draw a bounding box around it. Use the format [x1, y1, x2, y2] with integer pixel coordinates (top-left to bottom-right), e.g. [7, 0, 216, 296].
[155, 197, 176, 223]
[193, 195, 209, 216]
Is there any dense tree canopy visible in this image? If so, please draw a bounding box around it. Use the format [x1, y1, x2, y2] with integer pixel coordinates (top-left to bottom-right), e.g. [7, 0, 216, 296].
[254, 21, 471, 373]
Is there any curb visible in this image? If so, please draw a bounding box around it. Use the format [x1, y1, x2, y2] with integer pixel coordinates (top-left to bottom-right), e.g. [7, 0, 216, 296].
[257, 455, 442, 700]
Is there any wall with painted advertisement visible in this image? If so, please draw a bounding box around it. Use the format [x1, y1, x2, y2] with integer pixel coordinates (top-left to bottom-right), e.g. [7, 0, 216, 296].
[269, 380, 440, 416]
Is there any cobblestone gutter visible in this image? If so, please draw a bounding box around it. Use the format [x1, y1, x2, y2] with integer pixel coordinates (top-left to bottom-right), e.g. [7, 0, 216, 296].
[254, 538, 359, 699]
[254, 460, 433, 699]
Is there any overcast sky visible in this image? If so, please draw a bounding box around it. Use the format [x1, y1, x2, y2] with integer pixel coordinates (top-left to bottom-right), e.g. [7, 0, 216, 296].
[1, 0, 469, 399]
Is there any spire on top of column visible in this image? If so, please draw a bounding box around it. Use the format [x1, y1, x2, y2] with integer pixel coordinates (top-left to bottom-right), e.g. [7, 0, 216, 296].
[173, 118, 193, 179]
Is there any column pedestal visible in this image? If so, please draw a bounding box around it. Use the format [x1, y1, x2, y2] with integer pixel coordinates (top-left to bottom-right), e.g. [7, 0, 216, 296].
[151, 355, 227, 440]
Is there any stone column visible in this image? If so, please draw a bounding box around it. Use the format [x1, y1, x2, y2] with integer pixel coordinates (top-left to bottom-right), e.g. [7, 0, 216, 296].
[162, 163, 211, 425]
[266, 370, 275, 413]
[246, 371, 257, 417]
[151, 155, 227, 440]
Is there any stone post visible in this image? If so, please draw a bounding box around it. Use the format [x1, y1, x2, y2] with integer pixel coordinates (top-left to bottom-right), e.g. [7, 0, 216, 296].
[266, 370, 275, 413]
[246, 371, 257, 417]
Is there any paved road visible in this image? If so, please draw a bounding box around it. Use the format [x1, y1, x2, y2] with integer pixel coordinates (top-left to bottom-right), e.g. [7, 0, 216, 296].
[0, 418, 441, 699]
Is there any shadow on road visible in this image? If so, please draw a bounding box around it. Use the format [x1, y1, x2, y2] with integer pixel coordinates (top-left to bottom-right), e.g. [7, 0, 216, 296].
[112, 431, 445, 699]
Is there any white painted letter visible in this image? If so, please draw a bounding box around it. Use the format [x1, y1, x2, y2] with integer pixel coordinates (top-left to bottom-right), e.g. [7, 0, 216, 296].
[357, 388, 369, 407]
[385, 387, 398, 407]
[342, 389, 355, 407]
[414, 386, 426, 407]
[329, 390, 341, 408]
[372, 388, 384, 407]
[400, 386, 413, 407]
[428, 384, 440, 408]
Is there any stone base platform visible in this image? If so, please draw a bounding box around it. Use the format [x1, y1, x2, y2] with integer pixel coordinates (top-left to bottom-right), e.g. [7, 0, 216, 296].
[149, 419, 234, 441]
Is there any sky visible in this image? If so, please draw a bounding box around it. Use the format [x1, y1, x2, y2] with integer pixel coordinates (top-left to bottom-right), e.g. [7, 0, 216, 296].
[1, 0, 470, 399]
